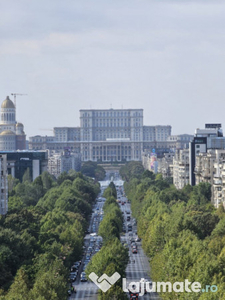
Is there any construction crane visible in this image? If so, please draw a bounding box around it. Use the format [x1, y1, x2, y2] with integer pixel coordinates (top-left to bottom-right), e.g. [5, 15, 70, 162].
[11, 93, 27, 108]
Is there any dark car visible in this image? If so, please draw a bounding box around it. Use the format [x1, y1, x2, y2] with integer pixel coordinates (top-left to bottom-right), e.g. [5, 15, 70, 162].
[80, 272, 87, 282]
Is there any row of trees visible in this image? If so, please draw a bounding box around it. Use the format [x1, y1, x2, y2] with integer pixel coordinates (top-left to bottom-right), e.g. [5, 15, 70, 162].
[81, 161, 106, 181]
[86, 183, 128, 299]
[121, 162, 225, 299]
[0, 171, 100, 300]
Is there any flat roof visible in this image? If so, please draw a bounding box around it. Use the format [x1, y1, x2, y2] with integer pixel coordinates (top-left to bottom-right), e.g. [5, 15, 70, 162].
[79, 108, 143, 111]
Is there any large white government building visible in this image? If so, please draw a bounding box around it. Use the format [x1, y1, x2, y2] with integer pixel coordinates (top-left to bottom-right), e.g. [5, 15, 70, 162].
[29, 108, 172, 162]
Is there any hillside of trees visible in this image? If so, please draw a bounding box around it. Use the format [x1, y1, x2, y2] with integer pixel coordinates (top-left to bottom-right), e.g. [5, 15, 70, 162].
[121, 162, 225, 300]
[0, 170, 100, 300]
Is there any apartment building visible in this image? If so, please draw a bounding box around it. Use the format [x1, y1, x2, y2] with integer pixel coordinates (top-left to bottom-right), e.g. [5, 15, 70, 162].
[173, 149, 190, 189]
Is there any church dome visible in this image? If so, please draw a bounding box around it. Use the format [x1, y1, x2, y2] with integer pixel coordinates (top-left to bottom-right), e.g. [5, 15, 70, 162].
[0, 130, 16, 136]
[1, 96, 15, 109]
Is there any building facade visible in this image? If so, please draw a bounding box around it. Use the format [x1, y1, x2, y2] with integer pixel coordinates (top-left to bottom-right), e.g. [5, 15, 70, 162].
[189, 124, 225, 186]
[173, 149, 190, 189]
[0, 96, 26, 150]
[194, 149, 225, 208]
[157, 152, 174, 179]
[47, 150, 81, 178]
[29, 108, 172, 162]
[3, 151, 48, 182]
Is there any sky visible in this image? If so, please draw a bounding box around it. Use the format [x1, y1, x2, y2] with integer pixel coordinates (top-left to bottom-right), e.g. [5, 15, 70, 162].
[1, 0, 225, 138]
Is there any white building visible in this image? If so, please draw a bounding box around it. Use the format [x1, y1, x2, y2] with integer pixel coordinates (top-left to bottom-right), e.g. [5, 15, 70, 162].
[48, 150, 81, 178]
[158, 152, 174, 179]
[29, 108, 172, 162]
[173, 149, 189, 189]
[189, 124, 225, 186]
[0, 96, 26, 150]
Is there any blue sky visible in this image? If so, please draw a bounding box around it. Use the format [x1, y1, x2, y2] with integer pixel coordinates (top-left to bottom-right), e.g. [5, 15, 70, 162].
[1, 0, 225, 137]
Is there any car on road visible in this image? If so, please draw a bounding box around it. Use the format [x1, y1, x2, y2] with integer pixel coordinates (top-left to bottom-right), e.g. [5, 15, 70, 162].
[127, 224, 132, 231]
[132, 248, 137, 254]
[80, 272, 87, 282]
[129, 289, 139, 300]
[69, 273, 77, 282]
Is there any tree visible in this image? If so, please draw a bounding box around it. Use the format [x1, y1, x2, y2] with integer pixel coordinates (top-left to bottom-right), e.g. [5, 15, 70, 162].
[7, 175, 19, 193]
[81, 161, 105, 180]
[22, 168, 31, 183]
[4, 268, 30, 300]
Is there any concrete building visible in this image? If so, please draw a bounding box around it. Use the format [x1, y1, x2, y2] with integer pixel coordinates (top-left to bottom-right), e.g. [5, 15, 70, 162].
[189, 124, 225, 186]
[0, 96, 26, 150]
[141, 134, 192, 178]
[0, 154, 8, 215]
[60, 150, 81, 174]
[173, 149, 190, 189]
[47, 150, 81, 178]
[1, 151, 48, 182]
[142, 151, 158, 173]
[166, 134, 193, 150]
[158, 152, 174, 179]
[194, 149, 225, 208]
[29, 108, 171, 162]
[48, 152, 61, 178]
[195, 150, 216, 186]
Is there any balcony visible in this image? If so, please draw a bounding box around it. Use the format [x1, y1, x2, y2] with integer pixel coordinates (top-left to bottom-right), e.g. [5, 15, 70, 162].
[214, 179, 222, 185]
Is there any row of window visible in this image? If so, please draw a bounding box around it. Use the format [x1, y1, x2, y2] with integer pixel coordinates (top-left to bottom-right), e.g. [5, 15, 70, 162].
[84, 111, 141, 117]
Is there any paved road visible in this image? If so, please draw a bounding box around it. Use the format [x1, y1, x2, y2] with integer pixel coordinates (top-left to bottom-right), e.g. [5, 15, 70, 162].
[70, 281, 98, 299]
[69, 176, 159, 300]
[69, 200, 104, 300]
[120, 197, 159, 299]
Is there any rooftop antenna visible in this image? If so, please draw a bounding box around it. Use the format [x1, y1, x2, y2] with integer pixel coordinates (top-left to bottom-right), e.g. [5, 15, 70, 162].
[110, 103, 112, 109]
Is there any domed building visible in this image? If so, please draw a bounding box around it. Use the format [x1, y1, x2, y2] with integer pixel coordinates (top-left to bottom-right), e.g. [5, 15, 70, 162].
[0, 96, 26, 151]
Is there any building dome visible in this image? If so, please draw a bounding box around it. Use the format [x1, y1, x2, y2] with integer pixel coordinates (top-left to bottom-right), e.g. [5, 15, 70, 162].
[16, 122, 24, 127]
[0, 130, 16, 136]
[1, 96, 15, 109]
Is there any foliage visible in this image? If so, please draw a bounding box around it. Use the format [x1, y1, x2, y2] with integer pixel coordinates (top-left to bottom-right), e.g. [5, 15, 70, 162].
[81, 161, 106, 180]
[123, 167, 223, 300]
[120, 161, 144, 182]
[0, 171, 100, 299]
[103, 182, 117, 199]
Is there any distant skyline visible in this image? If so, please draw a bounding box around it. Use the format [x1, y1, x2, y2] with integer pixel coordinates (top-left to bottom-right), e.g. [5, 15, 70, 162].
[1, 0, 225, 138]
